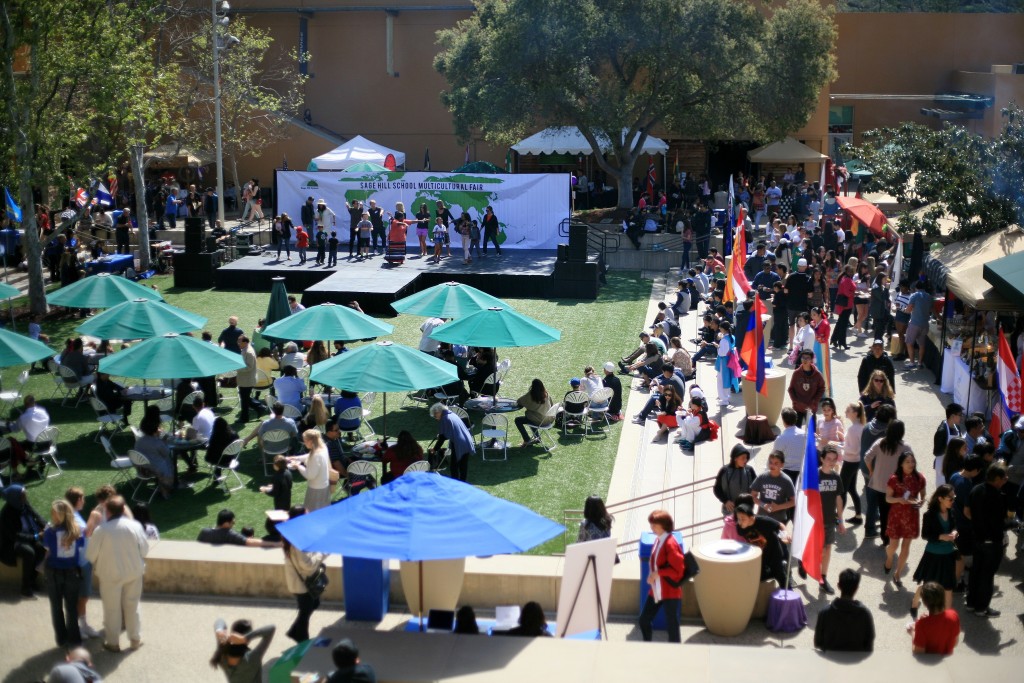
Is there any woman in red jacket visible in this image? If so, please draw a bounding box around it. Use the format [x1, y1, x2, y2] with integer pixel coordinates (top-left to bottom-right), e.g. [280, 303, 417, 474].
[830, 265, 857, 351]
[638, 509, 685, 643]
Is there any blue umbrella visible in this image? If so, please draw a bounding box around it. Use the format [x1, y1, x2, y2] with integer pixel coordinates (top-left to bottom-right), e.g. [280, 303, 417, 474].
[279, 471, 563, 560]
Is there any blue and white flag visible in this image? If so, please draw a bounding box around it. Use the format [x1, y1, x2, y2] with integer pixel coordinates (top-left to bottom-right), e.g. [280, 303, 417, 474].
[3, 187, 22, 222]
[94, 182, 114, 208]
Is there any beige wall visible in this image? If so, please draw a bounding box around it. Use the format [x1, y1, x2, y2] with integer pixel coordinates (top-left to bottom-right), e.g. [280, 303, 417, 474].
[233, 5, 1024, 181]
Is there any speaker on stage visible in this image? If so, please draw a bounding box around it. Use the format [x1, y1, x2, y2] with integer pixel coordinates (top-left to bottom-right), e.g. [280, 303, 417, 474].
[184, 216, 205, 254]
[557, 244, 568, 262]
[568, 224, 588, 262]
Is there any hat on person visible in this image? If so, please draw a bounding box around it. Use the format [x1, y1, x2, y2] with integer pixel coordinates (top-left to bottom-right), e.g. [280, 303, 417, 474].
[569, 378, 580, 387]
[603, 361, 616, 373]
[872, 339, 884, 347]
[317, 198, 325, 204]
[797, 258, 808, 267]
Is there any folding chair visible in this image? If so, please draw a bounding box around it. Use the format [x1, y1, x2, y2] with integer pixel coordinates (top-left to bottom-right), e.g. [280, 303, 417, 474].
[561, 391, 591, 436]
[179, 390, 204, 418]
[586, 387, 615, 433]
[0, 370, 29, 414]
[99, 435, 134, 488]
[89, 396, 125, 443]
[449, 404, 473, 430]
[46, 358, 68, 401]
[479, 413, 509, 461]
[404, 460, 431, 473]
[345, 460, 377, 496]
[337, 407, 369, 442]
[433, 388, 460, 405]
[282, 404, 303, 421]
[127, 449, 160, 504]
[218, 371, 240, 408]
[155, 397, 176, 427]
[360, 392, 376, 435]
[28, 426, 61, 479]
[206, 439, 245, 493]
[260, 429, 292, 477]
[534, 403, 561, 452]
[57, 365, 88, 408]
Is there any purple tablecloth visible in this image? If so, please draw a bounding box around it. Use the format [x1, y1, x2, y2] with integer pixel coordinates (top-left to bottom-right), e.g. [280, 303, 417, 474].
[766, 589, 806, 632]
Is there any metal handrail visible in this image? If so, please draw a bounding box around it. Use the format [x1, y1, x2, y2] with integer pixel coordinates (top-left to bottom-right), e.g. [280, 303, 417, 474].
[563, 476, 717, 551]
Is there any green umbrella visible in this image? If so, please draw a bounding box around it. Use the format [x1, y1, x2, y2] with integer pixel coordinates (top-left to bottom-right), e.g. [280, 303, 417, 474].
[451, 161, 504, 174]
[0, 327, 54, 367]
[46, 272, 163, 308]
[310, 340, 458, 435]
[344, 161, 389, 173]
[264, 277, 291, 333]
[391, 281, 511, 318]
[77, 299, 207, 340]
[0, 283, 19, 300]
[428, 306, 560, 348]
[262, 302, 393, 342]
[99, 333, 244, 380]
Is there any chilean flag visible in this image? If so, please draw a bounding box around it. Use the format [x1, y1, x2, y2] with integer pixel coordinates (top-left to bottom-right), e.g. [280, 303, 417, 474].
[741, 295, 767, 395]
[791, 413, 824, 583]
[992, 329, 1022, 444]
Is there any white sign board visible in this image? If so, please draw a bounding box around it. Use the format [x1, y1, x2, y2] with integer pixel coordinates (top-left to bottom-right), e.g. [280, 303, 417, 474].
[276, 170, 570, 250]
[555, 536, 617, 638]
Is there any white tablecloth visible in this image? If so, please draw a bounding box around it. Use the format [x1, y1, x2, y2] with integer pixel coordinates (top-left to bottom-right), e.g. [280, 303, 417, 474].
[941, 348, 956, 394]
[951, 355, 991, 417]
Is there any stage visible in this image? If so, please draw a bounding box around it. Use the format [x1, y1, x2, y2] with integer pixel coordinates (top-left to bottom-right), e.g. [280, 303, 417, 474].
[214, 249, 562, 312]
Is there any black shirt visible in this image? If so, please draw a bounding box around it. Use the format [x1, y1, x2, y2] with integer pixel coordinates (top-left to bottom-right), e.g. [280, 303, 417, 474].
[967, 482, 1009, 544]
[814, 598, 875, 652]
[785, 272, 812, 305]
[218, 325, 243, 354]
[197, 526, 248, 546]
[738, 515, 786, 568]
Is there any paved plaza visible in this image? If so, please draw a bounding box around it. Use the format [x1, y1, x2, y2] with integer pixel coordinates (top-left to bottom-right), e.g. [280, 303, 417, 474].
[1, 272, 1022, 681]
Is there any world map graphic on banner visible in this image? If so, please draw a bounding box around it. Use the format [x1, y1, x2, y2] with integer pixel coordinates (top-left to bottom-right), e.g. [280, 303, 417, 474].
[276, 171, 570, 250]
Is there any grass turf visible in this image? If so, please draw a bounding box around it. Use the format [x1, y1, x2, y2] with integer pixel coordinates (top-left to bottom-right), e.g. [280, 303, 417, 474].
[5, 270, 651, 554]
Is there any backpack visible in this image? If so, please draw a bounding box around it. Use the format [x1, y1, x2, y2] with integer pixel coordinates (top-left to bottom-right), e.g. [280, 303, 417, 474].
[666, 319, 682, 339]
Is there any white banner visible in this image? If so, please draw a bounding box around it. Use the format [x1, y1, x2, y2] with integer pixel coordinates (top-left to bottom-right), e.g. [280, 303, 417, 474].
[275, 171, 570, 250]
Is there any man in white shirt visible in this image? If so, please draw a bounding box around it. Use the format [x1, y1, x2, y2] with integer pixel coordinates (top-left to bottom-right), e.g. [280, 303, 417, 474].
[85, 496, 149, 652]
[191, 396, 216, 441]
[11, 394, 50, 443]
[278, 341, 306, 371]
[773, 407, 807, 484]
[418, 317, 446, 355]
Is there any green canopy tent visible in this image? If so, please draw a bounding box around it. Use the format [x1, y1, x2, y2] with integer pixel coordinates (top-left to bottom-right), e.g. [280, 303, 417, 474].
[390, 281, 511, 319]
[77, 299, 207, 340]
[46, 272, 163, 308]
[310, 340, 457, 437]
[451, 161, 504, 174]
[983, 249, 1024, 312]
[99, 333, 244, 380]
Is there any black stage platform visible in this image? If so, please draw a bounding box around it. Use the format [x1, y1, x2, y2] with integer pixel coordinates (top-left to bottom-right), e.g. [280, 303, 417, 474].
[214, 249, 560, 312]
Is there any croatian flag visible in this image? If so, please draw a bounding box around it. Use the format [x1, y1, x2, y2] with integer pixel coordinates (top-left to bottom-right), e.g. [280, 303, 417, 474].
[646, 157, 656, 203]
[741, 295, 767, 395]
[791, 412, 824, 583]
[992, 329, 1022, 444]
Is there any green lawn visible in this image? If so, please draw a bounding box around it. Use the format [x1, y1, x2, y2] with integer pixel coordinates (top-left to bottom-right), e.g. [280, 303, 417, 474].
[7, 270, 651, 554]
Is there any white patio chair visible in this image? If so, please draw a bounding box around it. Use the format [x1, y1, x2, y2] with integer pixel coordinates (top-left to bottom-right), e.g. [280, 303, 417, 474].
[479, 413, 509, 462]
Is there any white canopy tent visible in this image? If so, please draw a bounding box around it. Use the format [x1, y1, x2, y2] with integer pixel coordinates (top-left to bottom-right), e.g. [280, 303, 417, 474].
[746, 137, 828, 164]
[511, 127, 669, 156]
[307, 135, 406, 171]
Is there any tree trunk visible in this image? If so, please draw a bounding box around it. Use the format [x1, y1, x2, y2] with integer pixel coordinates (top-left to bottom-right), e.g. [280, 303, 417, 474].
[615, 171, 634, 210]
[130, 146, 151, 270]
[17, 170, 47, 316]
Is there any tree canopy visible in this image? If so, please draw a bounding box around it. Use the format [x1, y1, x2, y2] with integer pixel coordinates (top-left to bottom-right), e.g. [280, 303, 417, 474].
[847, 106, 1024, 239]
[435, 0, 837, 207]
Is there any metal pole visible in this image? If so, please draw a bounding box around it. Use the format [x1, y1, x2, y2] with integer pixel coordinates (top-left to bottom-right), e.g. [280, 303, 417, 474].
[213, 0, 226, 227]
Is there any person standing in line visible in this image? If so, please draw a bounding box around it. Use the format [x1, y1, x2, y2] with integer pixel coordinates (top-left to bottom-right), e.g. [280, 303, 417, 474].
[810, 445, 846, 595]
[481, 205, 502, 256]
[840, 401, 866, 525]
[85, 495, 149, 653]
[43, 499, 85, 649]
[637, 509, 685, 643]
[965, 462, 1014, 617]
[282, 505, 326, 643]
[714, 320, 740, 408]
[813, 568, 875, 652]
[910, 485, 958, 619]
[884, 452, 927, 585]
[787, 350, 826, 427]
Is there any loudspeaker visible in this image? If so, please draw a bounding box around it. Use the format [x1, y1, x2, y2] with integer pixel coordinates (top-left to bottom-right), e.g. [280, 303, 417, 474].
[172, 250, 219, 288]
[205, 236, 219, 253]
[184, 216, 205, 254]
[557, 244, 568, 262]
[568, 224, 588, 262]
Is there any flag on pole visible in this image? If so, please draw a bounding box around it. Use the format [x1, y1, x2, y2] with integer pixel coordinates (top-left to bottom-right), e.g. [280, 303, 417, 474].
[723, 207, 750, 304]
[464, 145, 470, 164]
[423, 148, 431, 171]
[74, 187, 89, 208]
[724, 174, 736, 257]
[505, 149, 513, 173]
[992, 329, 1023, 444]
[791, 412, 824, 583]
[94, 182, 113, 208]
[819, 161, 826, 194]
[107, 169, 118, 200]
[646, 157, 656, 203]
[889, 237, 904, 303]
[672, 152, 680, 184]
[741, 295, 767, 395]
[3, 187, 22, 222]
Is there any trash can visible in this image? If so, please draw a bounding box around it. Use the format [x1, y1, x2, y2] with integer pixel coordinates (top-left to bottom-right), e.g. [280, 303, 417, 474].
[638, 530, 685, 630]
[341, 556, 389, 622]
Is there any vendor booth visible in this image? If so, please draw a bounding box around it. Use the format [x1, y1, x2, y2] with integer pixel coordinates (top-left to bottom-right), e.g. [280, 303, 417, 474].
[307, 135, 406, 171]
[925, 227, 1024, 416]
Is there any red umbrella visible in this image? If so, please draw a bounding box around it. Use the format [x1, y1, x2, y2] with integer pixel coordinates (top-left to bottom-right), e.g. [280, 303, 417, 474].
[836, 196, 887, 237]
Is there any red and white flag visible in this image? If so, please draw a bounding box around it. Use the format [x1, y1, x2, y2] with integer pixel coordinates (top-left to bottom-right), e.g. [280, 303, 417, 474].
[791, 413, 824, 583]
[992, 329, 1023, 444]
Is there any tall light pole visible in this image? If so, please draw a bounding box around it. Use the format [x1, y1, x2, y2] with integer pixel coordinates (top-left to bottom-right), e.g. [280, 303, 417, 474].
[212, 0, 231, 227]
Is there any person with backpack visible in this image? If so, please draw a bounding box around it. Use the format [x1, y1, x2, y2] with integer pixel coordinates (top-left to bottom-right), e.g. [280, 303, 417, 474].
[637, 509, 685, 643]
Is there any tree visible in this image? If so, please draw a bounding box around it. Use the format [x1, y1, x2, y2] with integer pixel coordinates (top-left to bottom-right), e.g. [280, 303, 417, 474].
[186, 18, 307, 202]
[0, 0, 147, 313]
[847, 110, 1024, 239]
[435, 0, 837, 208]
